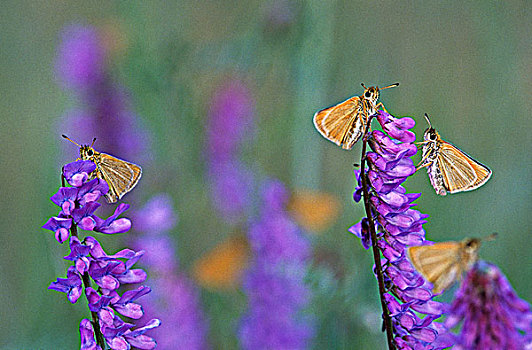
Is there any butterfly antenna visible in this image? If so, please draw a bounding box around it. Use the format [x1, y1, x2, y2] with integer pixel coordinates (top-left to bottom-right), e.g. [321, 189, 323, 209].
[381, 82, 399, 90]
[423, 113, 433, 129]
[62, 134, 81, 147]
[90, 137, 97, 147]
[361, 83, 367, 89]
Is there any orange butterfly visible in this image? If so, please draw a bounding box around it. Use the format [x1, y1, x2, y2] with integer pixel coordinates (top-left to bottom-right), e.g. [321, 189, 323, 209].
[287, 190, 341, 233]
[313, 83, 399, 149]
[416, 114, 491, 195]
[192, 236, 250, 290]
[407, 234, 496, 294]
[62, 135, 142, 203]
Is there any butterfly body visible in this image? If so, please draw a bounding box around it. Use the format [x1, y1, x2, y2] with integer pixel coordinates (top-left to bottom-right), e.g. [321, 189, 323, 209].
[313, 83, 398, 150]
[63, 136, 142, 203]
[418, 114, 491, 195]
[408, 238, 482, 294]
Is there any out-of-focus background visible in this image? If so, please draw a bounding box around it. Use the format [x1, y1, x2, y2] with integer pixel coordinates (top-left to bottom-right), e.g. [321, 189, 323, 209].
[1, 1, 530, 348]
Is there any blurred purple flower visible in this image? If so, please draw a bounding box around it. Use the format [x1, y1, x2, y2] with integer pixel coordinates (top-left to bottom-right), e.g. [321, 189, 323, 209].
[349, 111, 451, 349]
[133, 194, 178, 234]
[205, 79, 255, 224]
[132, 194, 209, 350]
[55, 24, 149, 164]
[56, 24, 105, 90]
[239, 180, 314, 349]
[44, 160, 159, 349]
[446, 261, 532, 350]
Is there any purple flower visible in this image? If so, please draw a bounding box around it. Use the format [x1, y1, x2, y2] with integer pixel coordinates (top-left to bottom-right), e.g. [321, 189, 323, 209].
[445, 261, 532, 349]
[43, 216, 73, 243]
[133, 194, 177, 234]
[206, 79, 254, 160]
[63, 160, 96, 187]
[205, 79, 255, 224]
[94, 203, 132, 234]
[56, 25, 105, 90]
[65, 236, 91, 274]
[132, 194, 209, 349]
[80, 319, 103, 350]
[49, 266, 83, 303]
[239, 180, 314, 349]
[350, 111, 450, 349]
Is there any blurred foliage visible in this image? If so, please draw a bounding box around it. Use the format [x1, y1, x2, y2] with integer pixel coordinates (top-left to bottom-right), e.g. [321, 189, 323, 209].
[0, 0, 530, 348]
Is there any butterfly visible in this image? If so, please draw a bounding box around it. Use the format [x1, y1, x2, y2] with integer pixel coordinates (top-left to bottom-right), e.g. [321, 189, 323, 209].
[192, 235, 250, 290]
[286, 189, 341, 233]
[407, 233, 497, 294]
[313, 83, 399, 149]
[416, 114, 492, 195]
[62, 135, 142, 203]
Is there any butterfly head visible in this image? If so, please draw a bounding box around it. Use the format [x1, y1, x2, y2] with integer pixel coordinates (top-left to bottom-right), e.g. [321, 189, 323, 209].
[79, 145, 97, 160]
[361, 85, 379, 103]
[422, 113, 441, 143]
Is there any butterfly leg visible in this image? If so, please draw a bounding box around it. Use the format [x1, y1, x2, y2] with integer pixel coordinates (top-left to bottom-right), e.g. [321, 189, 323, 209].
[375, 102, 389, 114]
[415, 151, 434, 171]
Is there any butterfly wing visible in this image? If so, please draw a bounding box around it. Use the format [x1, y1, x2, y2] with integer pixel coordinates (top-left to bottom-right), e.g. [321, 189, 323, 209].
[437, 142, 479, 194]
[407, 242, 462, 293]
[462, 154, 491, 191]
[97, 153, 142, 203]
[313, 96, 365, 150]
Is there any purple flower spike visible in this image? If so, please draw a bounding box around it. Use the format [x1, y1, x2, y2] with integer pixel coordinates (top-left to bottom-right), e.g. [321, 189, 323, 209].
[206, 78, 255, 224]
[350, 110, 449, 348]
[49, 266, 83, 303]
[239, 180, 314, 349]
[80, 319, 103, 350]
[48, 28, 158, 348]
[446, 261, 532, 349]
[94, 203, 131, 234]
[43, 216, 73, 243]
[63, 160, 96, 187]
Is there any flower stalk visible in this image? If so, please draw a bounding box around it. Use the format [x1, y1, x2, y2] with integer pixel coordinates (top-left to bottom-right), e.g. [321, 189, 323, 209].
[44, 160, 160, 349]
[359, 121, 396, 350]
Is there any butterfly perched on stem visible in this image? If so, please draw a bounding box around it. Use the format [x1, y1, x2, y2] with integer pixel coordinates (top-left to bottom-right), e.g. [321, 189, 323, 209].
[313, 82, 399, 149]
[62, 135, 142, 203]
[407, 233, 497, 294]
[416, 114, 492, 195]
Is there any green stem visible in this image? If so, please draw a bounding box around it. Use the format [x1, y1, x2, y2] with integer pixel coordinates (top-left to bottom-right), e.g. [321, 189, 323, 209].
[70, 224, 106, 348]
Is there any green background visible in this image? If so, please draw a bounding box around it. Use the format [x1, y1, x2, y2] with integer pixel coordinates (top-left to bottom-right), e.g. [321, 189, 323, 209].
[1, 1, 530, 348]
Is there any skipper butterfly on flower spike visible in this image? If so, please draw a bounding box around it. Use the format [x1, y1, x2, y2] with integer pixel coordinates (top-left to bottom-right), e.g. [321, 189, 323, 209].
[416, 113, 492, 195]
[407, 233, 497, 294]
[313, 82, 399, 149]
[62, 135, 142, 203]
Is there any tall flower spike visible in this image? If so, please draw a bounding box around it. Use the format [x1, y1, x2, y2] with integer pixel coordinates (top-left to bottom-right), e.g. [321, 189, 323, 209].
[239, 180, 314, 349]
[349, 111, 452, 349]
[446, 261, 532, 349]
[44, 160, 159, 349]
[205, 79, 255, 224]
[132, 194, 209, 349]
[56, 24, 149, 164]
